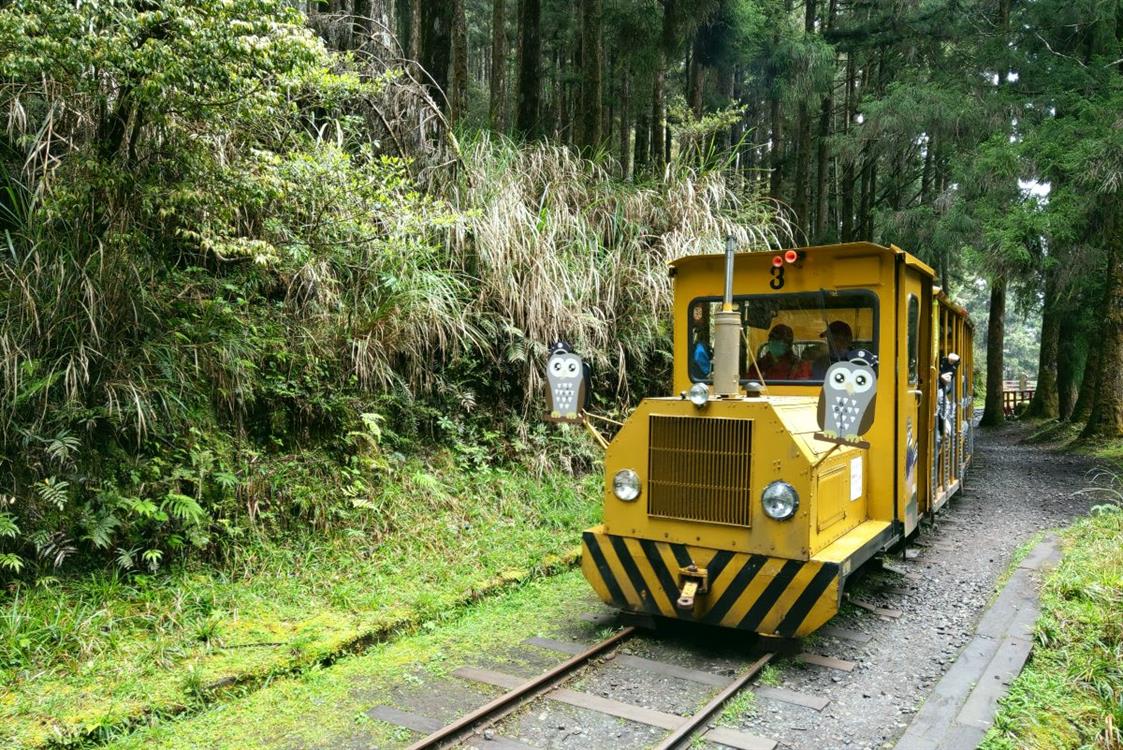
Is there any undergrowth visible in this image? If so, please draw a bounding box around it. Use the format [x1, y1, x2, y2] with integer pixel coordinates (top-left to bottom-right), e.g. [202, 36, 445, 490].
[980, 505, 1123, 750]
[0, 459, 599, 749]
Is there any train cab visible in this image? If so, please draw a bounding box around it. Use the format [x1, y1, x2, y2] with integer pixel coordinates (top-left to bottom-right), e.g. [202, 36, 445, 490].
[578, 242, 973, 637]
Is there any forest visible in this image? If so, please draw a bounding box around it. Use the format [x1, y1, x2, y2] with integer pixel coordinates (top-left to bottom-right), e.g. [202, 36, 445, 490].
[2, 0, 1120, 578]
[0, 0, 1121, 746]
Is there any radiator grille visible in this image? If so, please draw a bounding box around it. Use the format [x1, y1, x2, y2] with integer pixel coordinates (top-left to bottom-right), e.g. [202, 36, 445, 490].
[647, 415, 753, 527]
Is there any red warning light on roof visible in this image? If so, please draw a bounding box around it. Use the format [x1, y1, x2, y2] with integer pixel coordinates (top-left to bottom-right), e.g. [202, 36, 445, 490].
[772, 255, 784, 267]
[784, 249, 799, 264]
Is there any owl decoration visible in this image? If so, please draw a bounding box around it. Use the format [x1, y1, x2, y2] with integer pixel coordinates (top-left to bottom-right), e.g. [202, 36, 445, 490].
[546, 341, 587, 424]
[815, 349, 878, 448]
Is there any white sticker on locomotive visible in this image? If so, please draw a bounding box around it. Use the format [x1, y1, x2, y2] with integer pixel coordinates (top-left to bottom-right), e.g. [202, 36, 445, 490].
[850, 456, 863, 501]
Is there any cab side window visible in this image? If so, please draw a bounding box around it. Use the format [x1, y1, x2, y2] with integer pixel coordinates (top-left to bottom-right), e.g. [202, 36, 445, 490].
[907, 295, 919, 385]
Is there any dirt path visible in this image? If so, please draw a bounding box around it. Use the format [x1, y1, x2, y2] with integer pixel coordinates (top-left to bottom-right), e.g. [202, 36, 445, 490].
[718, 422, 1100, 750]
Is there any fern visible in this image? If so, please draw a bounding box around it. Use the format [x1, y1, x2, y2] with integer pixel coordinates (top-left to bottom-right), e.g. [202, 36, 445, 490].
[35, 477, 69, 511]
[142, 548, 163, 572]
[0, 553, 24, 573]
[115, 547, 139, 570]
[36, 532, 76, 568]
[80, 513, 120, 550]
[213, 471, 239, 491]
[163, 493, 207, 526]
[0, 511, 19, 538]
[120, 497, 161, 520]
[45, 432, 80, 465]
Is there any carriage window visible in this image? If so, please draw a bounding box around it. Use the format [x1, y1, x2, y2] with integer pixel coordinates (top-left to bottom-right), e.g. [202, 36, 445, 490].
[688, 291, 878, 384]
[907, 295, 919, 385]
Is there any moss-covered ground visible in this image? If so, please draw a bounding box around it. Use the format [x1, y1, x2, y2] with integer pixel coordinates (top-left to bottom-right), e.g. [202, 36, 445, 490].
[102, 571, 603, 749]
[979, 506, 1123, 750]
[0, 459, 599, 749]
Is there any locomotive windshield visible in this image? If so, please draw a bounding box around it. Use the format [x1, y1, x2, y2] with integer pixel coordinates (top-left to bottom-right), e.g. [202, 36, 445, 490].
[687, 290, 878, 385]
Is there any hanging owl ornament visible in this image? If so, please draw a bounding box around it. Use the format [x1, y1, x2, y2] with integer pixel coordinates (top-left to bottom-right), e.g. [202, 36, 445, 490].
[815, 349, 878, 448]
[545, 341, 587, 424]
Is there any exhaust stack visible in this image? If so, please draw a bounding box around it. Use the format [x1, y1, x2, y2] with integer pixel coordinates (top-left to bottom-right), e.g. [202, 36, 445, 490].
[712, 236, 741, 397]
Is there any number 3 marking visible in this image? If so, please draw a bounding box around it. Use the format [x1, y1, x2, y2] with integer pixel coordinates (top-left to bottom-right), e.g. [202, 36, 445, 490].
[770, 265, 785, 289]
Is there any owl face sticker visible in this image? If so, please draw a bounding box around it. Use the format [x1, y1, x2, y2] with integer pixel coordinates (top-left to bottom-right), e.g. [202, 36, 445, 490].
[815, 349, 878, 449]
[546, 342, 587, 424]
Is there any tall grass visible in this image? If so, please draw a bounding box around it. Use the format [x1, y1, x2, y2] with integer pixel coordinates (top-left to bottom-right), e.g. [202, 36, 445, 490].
[449, 132, 790, 408]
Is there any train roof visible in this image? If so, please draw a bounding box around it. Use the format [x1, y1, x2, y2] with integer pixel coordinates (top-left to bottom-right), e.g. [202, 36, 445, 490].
[670, 241, 972, 328]
[669, 241, 937, 278]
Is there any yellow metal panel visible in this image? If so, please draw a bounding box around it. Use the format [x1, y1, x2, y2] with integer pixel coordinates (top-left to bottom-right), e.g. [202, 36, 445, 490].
[579, 530, 844, 637]
[812, 519, 893, 567]
[816, 463, 848, 532]
[757, 560, 823, 634]
[832, 255, 883, 287]
[715, 557, 785, 628]
[622, 536, 677, 617]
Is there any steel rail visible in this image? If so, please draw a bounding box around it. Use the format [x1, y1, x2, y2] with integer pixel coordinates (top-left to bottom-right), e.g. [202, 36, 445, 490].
[652, 651, 774, 750]
[404, 626, 637, 750]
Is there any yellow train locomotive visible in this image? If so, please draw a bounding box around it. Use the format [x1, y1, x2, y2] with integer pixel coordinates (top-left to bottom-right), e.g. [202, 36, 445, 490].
[559, 241, 973, 638]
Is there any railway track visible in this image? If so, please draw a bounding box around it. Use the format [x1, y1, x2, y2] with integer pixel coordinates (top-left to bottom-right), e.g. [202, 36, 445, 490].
[371, 617, 855, 750]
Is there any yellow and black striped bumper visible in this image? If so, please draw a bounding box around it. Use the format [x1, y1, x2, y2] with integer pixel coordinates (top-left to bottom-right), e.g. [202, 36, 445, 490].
[580, 527, 841, 638]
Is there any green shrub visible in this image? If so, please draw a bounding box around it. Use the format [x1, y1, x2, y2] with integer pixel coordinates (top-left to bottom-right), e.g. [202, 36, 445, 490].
[0, 0, 780, 577]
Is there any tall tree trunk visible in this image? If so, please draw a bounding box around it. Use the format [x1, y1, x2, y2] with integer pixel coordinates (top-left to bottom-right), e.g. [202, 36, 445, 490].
[651, 71, 665, 171]
[839, 54, 856, 240]
[769, 93, 782, 199]
[792, 0, 816, 237]
[688, 31, 705, 119]
[554, 48, 568, 141]
[858, 148, 875, 240]
[634, 107, 650, 175]
[1071, 336, 1101, 423]
[618, 71, 631, 179]
[449, 0, 468, 123]
[409, 0, 422, 62]
[651, 0, 675, 173]
[352, 0, 372, 49]
[1081, 193, 1123, 438]
[920, 133, 935, 206]
[420, 0, 452, 105]
[1056, 314, 1081, 421]
[515, 0, 542, 136]
[577, 0, 603, 149]
[604, 55, 614, 144]
[980, 276, 1007, 426]
[813, 94, 831, 242]
[719, 63, 736, 151]
[793, 103, 812, 238]
[1026, 274, 1061, 419]
[489, 0, 507, 129]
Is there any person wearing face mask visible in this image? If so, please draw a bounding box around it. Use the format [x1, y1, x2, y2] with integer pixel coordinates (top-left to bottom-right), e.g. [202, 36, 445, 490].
[812, 320, 854, 379]
[750, 324, 811, 380]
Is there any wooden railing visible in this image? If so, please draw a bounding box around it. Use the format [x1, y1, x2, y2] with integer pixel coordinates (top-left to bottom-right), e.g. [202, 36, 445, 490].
[1002, 387, 1035, 416]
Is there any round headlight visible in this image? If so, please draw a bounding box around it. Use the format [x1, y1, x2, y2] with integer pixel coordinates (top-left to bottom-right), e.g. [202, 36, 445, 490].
[761, 481, 799, 520]
[613, 469, 641, 501]
[687, 382, 710, 407]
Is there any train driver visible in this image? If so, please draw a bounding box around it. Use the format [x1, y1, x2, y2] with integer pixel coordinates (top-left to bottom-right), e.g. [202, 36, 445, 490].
[749, 324, 811, 381]
[812, 320, 853, 379]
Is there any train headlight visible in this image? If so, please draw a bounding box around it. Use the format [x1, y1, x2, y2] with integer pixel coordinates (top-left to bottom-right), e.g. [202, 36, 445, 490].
[613, 469, 641, 501]
[761, 481, 799, 520]
[687, 382, 710, 407]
